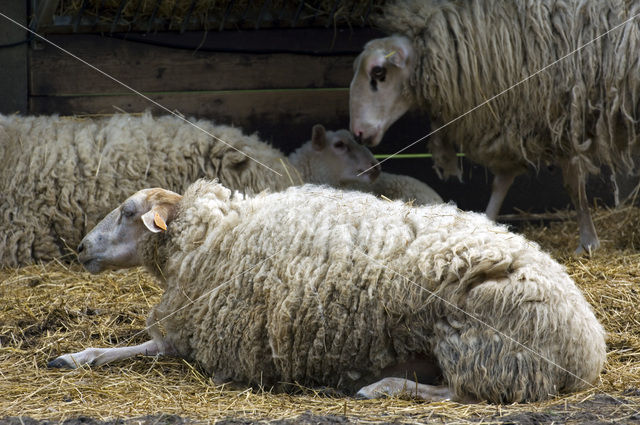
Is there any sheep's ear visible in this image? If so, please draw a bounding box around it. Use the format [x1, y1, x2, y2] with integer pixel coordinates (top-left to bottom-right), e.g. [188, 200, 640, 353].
[311, 124, 327, 151]
[141, 209, 167, 233]
[386, 36, 412, 69]
[140, 188, 182, 233]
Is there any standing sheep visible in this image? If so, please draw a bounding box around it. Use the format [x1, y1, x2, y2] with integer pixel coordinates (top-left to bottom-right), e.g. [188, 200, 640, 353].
[49, 179, 605, 404]
[0, 113, 379, 267]
[349, 0, 640, 253]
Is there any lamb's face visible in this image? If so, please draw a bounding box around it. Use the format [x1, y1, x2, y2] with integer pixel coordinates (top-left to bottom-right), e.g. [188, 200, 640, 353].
[77, 188, 182, 274]
[349, 35, 415, 147]
[311, 124, 381, 184]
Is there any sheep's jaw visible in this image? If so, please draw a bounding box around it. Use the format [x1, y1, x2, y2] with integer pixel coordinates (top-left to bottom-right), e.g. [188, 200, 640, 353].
[78, 254, 118, 274]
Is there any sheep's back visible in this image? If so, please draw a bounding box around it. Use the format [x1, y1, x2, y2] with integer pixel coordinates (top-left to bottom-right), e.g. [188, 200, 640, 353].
[153, 184, 604, 394]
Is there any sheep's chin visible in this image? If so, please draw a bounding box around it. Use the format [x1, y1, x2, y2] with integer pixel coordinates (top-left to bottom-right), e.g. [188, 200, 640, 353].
[340, 174, 374, 186]
[80, 258, 106, 274]
[358, 173, 376, 184]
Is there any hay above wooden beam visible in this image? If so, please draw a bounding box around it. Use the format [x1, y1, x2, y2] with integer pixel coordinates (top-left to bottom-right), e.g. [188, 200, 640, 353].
[50, 0, 384, 32]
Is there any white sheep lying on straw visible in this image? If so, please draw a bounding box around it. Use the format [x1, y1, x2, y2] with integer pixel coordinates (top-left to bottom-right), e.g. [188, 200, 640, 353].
[349, 0, 640, 254]
[49, 179, 605, 404]
[0, 113, 381, 267]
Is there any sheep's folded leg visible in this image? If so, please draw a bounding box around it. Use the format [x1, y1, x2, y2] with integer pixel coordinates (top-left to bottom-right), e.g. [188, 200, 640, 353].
[485, 171, 517, 220]
[356, 377, 453, 401]
[560, 159, 599, 254]
[48, 339, 168, 369]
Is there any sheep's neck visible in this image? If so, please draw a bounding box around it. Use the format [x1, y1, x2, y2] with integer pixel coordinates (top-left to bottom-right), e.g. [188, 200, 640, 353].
[286, 148, 312, 182]
[140, 230, 172, 288]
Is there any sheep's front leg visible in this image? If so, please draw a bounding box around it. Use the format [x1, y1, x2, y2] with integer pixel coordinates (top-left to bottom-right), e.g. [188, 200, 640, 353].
[356, 377, 453, 401]
[485, 171, 517, 220]
[560, 158, 599, 254]
[48, 339, 169, 369]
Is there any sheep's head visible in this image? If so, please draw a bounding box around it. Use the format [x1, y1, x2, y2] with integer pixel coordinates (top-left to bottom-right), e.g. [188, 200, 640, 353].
[349, 34, 415, 147]
[310, 124, 381, 184]
[77, 188, 182, 274]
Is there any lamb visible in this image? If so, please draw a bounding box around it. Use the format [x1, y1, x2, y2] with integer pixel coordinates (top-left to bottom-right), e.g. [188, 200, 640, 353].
[49, 179, 606, 404]
[0, 113, 380, 267]
[296, 124, 443, 205]
[348, 0, 640, 253]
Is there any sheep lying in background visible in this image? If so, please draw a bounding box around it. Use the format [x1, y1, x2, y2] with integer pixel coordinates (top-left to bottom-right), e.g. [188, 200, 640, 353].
[349, 0, 640, 254]
[49, 179, 605, 404]
[0, 113, 380, 267]
[296, 125, 443, 205]
[0, 113, 441, 268]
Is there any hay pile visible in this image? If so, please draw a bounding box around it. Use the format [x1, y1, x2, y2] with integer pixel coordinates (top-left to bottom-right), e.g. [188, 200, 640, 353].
[1, 206, 640, 423]
[53, 0, 384, 30]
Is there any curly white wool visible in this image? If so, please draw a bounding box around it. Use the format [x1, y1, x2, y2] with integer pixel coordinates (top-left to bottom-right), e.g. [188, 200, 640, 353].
[137, 180, 605, 403]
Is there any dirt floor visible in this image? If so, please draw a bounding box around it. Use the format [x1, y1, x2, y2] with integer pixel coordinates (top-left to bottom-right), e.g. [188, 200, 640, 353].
[1, 393, 640, 424]
[2, 392, 640, 424]
[2, 205, 640, 424]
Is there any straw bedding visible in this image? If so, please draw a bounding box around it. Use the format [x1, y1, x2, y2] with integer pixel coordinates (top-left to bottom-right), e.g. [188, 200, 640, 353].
[1, 206, 640, 423]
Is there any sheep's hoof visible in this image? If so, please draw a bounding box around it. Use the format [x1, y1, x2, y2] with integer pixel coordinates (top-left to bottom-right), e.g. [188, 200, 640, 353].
[356, 377, 454, 401]
[575, 240, 600, 256]
[47, 357, 73, 369]
[355, 377, 405, 399]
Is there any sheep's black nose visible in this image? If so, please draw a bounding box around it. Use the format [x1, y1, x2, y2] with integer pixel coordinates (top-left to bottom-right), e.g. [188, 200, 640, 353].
[77, 242, 84, 253]
[361, 135, 375, 146]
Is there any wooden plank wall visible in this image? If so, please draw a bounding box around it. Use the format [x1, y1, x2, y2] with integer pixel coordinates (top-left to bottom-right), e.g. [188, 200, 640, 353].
[29, 29, 372, 153]
[27, 27, 620, 215]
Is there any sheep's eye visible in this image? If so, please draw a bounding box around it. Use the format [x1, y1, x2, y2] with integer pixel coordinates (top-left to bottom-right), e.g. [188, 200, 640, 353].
[371, 66, 386, 82]
[334, 141, 346, 150]
[121, 205, 136, 218]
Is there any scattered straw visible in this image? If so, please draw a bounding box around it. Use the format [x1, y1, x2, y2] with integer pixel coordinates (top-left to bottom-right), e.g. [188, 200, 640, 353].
[1, 206, 640, 422]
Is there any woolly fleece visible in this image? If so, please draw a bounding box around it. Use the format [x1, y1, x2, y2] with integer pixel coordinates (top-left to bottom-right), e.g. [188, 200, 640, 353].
[141, 180, 605, 403]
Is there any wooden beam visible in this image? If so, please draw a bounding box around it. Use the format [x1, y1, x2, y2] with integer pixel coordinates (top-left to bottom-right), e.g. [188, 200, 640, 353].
[30, 34, 356, 95]
[29, 89, 351, 152]
[116, 28, 384, 54]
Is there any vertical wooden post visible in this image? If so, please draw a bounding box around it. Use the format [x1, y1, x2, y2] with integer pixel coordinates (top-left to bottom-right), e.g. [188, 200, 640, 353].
[0, 0, 28, 114]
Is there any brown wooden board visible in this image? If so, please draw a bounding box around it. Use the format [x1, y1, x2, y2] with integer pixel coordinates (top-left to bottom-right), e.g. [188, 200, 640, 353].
[114, 28, 384, 54]
[29, 88, 350, 152]
[30, 34, 356, 95]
